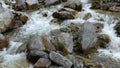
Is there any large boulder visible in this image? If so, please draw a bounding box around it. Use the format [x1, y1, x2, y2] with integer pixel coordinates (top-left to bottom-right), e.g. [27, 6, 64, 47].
[78, 22, 98, 52]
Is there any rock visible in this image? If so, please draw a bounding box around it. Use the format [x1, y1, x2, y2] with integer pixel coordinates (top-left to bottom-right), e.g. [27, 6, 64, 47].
[27, 35, 55, 52]
[0, 3, 4, 13]
[78, 22, 97, 51]
[49, 51, 73, 68]
[26, 0, 39, 10]
[64, 0, 82, 11]
[20, 15, 28, 24]
[83, 13, 92, 20]
[34, 58, 51, 68]
[97, 34, 110, 48]
[115, 21, 120, 36]
[90, 2, 101, 9]
[51, 32, 73, 54]
[52, 8, 78, 20]
[93, 23, 104, 33]
[109, 7, 120, 12]
[27, 50, 49, 64]
[4, 0, 10, 4]
[0, 9, 14, 33]
[14, 0, 27, 11]
[45, 0, 60, 6]
[0, 34, 9, 49]
[74, 58, 83, 68]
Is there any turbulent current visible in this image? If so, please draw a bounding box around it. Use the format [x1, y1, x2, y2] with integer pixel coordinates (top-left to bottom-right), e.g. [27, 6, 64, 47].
[0, 0, 120, 68]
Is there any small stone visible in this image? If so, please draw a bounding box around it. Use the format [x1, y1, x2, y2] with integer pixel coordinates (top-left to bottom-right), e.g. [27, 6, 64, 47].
[34, 58, 51, 68]
[114, 21, 120, 36]
[49, 51, 73, 68]
[0, 34, 9, 49]
[20, 15, 28, 24]
[15, 0, 27, 11]
[83, 13, 92, 20]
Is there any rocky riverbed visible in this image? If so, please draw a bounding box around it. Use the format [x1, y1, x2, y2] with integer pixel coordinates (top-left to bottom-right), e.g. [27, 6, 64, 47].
[0, 0, 120, 68]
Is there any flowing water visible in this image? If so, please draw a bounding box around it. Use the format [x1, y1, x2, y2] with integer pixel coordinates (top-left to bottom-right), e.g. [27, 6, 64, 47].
[0, 0, 120, 68]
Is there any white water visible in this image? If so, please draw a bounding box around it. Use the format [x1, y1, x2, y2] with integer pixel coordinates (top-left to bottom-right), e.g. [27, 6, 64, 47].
[0, 0, 120, 68]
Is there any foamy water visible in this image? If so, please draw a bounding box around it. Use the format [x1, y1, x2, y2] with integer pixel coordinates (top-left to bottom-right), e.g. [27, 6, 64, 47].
[0, 0, 120, 68]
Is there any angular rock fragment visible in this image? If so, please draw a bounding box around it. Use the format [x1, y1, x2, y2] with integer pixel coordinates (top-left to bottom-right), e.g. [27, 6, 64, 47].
[49, 51, 73, 68]
[34, 58, 51, 68]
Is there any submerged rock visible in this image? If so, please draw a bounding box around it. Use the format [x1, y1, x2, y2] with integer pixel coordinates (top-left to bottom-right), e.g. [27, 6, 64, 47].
[49, 51, 73, 68]
[34, 58, 51, 68]
[78, 22, 97, 51]
[0, 34, 9, 49]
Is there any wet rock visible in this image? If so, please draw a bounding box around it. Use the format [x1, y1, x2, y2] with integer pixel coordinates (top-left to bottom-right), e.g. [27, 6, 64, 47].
[20, 15, 28, 24]
[14, 0, 27, 11]
[45, 0, 60, 6]
[93, 23, 104, 33]
[26, 0, 39, 10]
[49, 51, 73, 68]
[83, 13, 92, 20]
[90, 2, 101, 9]
[114, 21, 120, 36]
[52, 8, 78, 20]
[51, 32, 73, 54]
[27, 50, 49, 64]
[78, 22, 97, 51]
[97, 34, 110, 48]
[0, 34, 9, 49]
[34, 58, 51, 68]
[64, 0, 82, 11]
[109, 7, 120, 12]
